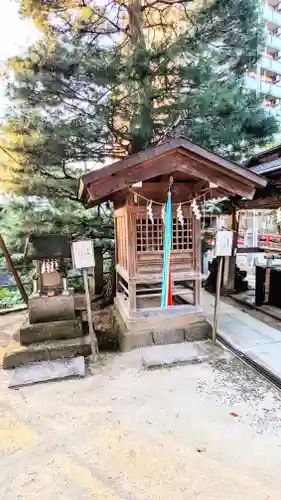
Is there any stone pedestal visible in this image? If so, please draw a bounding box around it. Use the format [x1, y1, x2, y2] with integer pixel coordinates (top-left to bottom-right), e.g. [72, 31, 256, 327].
[28, 295, 75, 324]
[113, 294, 211, 352]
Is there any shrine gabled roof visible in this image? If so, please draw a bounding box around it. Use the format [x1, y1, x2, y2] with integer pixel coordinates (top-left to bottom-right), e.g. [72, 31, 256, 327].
[78, 137, 267, 207]
[250, 157, 281, 175]
[24, 233, 72, 261]
[244, 143, 281, 169]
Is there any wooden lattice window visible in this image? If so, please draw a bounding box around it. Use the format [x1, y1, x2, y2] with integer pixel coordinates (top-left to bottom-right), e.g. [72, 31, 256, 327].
[172, 217, 193, 251]
[137, 218, 163, 252]
[136, 217, 193, 252]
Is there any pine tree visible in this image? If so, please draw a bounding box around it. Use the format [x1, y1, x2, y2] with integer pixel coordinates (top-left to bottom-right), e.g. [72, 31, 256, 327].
[0, 195, 114, 270]
[0, 0, 278, 203]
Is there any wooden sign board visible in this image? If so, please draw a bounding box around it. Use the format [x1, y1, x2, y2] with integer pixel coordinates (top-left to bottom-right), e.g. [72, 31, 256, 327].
[215, 230, 233, 257]
[71, 240, 95, 270]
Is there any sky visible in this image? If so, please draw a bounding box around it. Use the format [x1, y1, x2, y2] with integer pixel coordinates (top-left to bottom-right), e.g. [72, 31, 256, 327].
[0, 0, 38, 118]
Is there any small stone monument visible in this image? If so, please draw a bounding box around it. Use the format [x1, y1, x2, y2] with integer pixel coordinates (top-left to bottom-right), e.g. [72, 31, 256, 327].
[2, 233, 93, 370]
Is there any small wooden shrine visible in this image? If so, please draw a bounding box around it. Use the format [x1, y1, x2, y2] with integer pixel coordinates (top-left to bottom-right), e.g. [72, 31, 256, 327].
[79, 137, 266, 348]
[25, 233, 75, 324]
[25, 233, 72, 297]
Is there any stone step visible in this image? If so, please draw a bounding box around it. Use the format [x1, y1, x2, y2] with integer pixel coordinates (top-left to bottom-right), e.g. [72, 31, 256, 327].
[20, 319, 83, 346]
[2, 336, 91, 370]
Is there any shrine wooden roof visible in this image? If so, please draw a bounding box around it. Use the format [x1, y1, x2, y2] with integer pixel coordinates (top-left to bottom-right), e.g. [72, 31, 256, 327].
[78, 137, 267, 207]
[237, 143, 281, 208]
[245, 143, 281, 179]
[245, 143, 281, 169]
[24, 233, 72, 261]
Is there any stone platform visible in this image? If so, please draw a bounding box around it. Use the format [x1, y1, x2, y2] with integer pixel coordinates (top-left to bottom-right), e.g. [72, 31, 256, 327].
[141, 340, 230, 370]
[3, 295, 91, 370]
[3, 335, 91, 369]
[20, 319, 83, 345]
[113, 294, 211, 352]
[8, 356, 86, 388]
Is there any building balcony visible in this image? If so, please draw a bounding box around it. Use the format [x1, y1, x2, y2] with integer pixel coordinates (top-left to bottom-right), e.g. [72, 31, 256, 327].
[245, 75, 281, 98]
[261, 56, 281, 74]
[263, 6, 281, 27]
[266, 0, 281, 6]
[266, 33, 281, 51]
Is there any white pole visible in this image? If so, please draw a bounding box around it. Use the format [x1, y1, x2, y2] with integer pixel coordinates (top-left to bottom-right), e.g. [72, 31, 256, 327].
[212, 256, 223, 345]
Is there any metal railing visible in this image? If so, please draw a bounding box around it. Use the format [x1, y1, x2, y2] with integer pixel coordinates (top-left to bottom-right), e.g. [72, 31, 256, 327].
[204, 230, 281, 251]
[261, 56, 281, 75]
[266, 33, 281, 51]
[245, 75, 281, 99]
[263, 6, 281, 28]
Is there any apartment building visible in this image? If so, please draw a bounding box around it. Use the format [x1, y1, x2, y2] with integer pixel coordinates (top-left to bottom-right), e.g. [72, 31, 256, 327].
[245, 1, 281, 108]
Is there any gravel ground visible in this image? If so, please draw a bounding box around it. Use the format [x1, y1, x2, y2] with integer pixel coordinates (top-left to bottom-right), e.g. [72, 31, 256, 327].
[1, 347, 281, 499]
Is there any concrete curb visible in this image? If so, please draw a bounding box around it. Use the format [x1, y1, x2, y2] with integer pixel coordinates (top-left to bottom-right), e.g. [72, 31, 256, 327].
[0, 305, 27, 316]
[142, 354, 210, 370]
[229, 294, 281, 323]
[217, 332, 281, 390]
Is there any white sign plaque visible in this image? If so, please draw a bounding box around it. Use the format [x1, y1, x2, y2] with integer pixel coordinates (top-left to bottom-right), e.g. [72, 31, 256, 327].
[215, 230, 233, 257]
[71, 239, 95, 269]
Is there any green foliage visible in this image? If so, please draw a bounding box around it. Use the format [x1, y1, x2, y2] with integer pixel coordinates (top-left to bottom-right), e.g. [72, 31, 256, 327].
[0, 0, 278, 275]
[201, 233, 213, 255]
[0, 196, 114, 261]
[0, 288, 23, 309]
[0, 0, 277, 202]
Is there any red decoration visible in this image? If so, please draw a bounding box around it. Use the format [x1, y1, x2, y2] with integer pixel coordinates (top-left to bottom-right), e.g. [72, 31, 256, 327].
[167, 267, 172, 306]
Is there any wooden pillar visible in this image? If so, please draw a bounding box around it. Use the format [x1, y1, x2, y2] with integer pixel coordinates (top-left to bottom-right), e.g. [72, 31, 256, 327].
[223, 255, 230, 289]
[128, 279, 137, 312]
[126, 201, 137, 279]
[88, 272, 96, 298]
[111, 256, 117, 298]
[226, 204, 238, 292]
[94, 245, 103, 295]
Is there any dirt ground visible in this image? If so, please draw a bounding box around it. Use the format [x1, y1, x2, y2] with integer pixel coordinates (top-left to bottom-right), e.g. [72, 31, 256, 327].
[0, 342, 281, 500]
[0, 310, 27, 359]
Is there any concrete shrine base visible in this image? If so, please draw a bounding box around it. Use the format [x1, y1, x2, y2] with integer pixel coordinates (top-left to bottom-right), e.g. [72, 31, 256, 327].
[113, 294, 212, 352]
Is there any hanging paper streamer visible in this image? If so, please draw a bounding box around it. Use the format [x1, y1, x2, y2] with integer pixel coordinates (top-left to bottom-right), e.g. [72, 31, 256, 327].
[147, 200, 154, 224]
[161, 204, 166, 223]
[177, 203, 184, 227]
[191, 198, 201, 220]
[277, 207, 281, 224]
[41, 259, 59, 274]
[161, 192, 173, 308]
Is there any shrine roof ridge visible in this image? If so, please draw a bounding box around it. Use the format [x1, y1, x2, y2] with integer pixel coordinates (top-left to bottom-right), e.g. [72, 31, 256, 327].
[78, 137, 267, 206]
